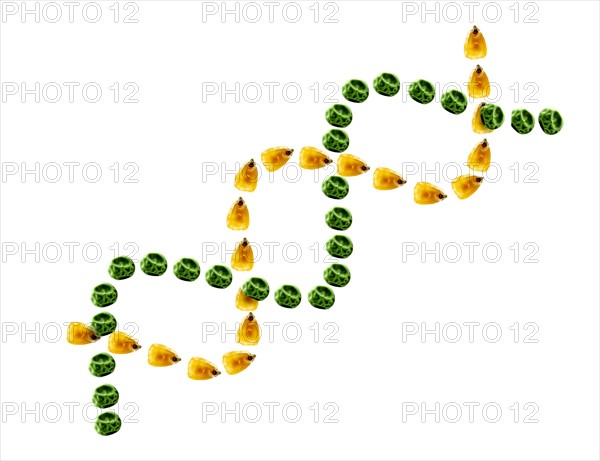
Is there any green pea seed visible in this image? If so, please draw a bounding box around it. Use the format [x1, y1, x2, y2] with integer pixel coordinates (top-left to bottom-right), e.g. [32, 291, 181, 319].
[173, 257, 201, 281]
[408, 79, 435, 104]
[325, 104, 353, 128]
[90, 312, 117, 337]
[342, 79, 369, 103]
[511, 109, 535, 134]
[242, 277, 270, 301]
[373, 72, 400, 97]
[324, 263, 351, 287]
[480, 104, 504, 130]
[441, 89, 468, 114]
[91, 283, 118, 308]
[326, 235, 354, 259]
[205, 265, 232, 289]
[538, 108, 563, 135]
[322, 129, 350, 153]
[89, 353, 116, 377]
[92, 384, 119, 409]
[325, 207, 352, 231]
[308, 286, 336, 309]
[108, 256, 135, 280]
[274, 285, 302, 309]
[140, 253, 168, 276]
[95, 411, 121, 436]
[322, 176, 349, 200]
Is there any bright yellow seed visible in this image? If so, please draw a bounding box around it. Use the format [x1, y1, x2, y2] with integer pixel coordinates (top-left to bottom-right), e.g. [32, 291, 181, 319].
[299, 146, 333, 170]
[464, 25, 487, 59]
[237, 312, 260, 346]
[148, 344, 181, 367]
[467, 139, 491, 172]
[452, 175, 484, 200]
[234, 159, 258, 192]
[235, 288, 259, 311]
[231, 238, 254, 271]
[467, 65, 490, 99]
[222, 351, 256, 375]
[373, 167, 406, 190]
[226, 197, 250, 230]
[472, 103, 493, 134]
[67, 322, 99, 345]
[414, 182, 448, 205]
[261, 147, 294, 172]
[108, 331, 141, 354]
[188, 357, 221, 380]
[336, 154, 370, 177]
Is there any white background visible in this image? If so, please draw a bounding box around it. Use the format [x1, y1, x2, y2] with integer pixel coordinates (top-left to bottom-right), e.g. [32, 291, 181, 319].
[1, 1, 599, 460]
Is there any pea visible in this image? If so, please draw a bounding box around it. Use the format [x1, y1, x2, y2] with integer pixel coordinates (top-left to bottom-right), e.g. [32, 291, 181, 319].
[538, 108, 563, 135]
[173, 257, 201, 282]
[108, 256, 135, 280]
[91, 283, 118, 308]
[511, 109, 535, 134]
[342, 79, 369, 103]
[322, 176, 349, 200]
[373, 72, 400, 97]
[140, 252, 167, 276]
[205, 265, 232, 289]
[480, 104, 504, 130]
[323, 263, 351, 287]
[92, 384, 119, 409]
[308, 286, 336, 309]
[325, 104, 353, 128]
[326, 235, 353, 259]
[325, 207, 353, 231]
[94, 411, 121, 436]
[242, 277, 270, 301]
[408, 79, 435, 104]
[441, 89, 468, 114]
[89, 353, 116, 377]
[322, 129, 349, 153]
[274, 285, 302, 309]
[90, 312, 117, 337]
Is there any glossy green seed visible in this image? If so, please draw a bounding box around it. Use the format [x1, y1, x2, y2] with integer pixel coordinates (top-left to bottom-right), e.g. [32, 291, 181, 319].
[342, 79, 369, 103]
[326, 235, 353, 259]
[322, 129, 349, 153]
[324, 264, 351, 287]
[511, 109, 535, 134]
[140, 252, 167, 276]
[325, 207, 352, 231]
[325, 104, 353, 128]
[441, 90, 468, 114]
[373, 72, 400, 97]
[108, 256, 135, 280]
[91, 283, 118, 308]
[173, 257, 201, 281]
[480, 104, 504, 130]
[92, 384, 119, 409]
[95, 411, 121, 436]
[308, 286, 336, 309]
[89, 353, 116, 377]
[90, 312, 117, 337]
[408, 79, 435, 104]
[274, 285, 302, 309]
[242, 277, 270, 301]
[322, 176, 349, 200]
[205, 265, 232, 289]
[538, 108, 563, 135]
